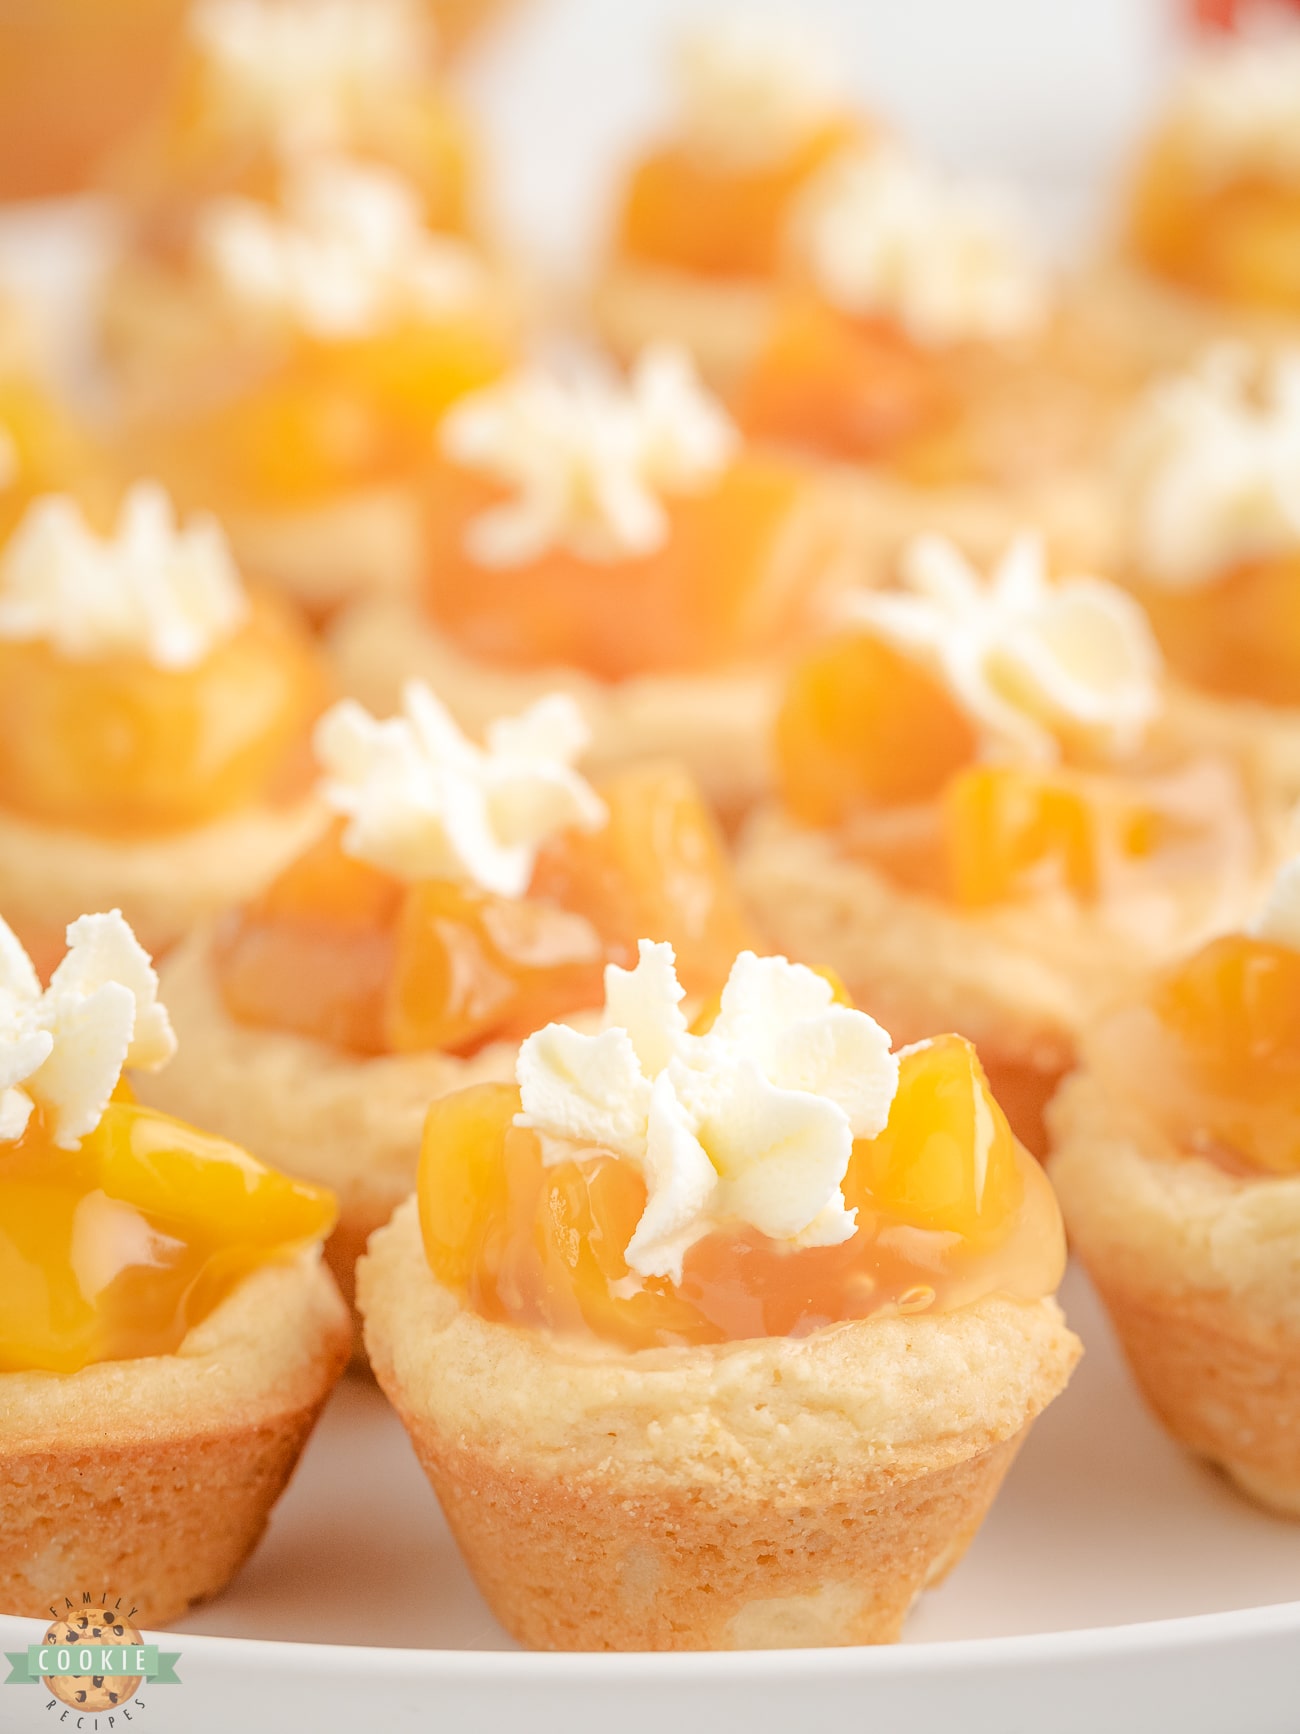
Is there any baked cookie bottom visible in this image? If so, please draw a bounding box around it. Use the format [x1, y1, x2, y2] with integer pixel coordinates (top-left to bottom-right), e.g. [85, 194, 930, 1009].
[1049, 1074, 1300, 1516]
[735, 804, 1269, 1156]
[0, 795, 323, 971]
[359, 1201, 1080, 1650]
[138, 930, 519, 1310]
[0, 1254, 350, 1625]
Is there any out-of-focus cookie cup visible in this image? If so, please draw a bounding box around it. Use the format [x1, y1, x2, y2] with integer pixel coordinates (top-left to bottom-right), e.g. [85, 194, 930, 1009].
[738, 534, 1289, 1153]
[1049, 858, 1300, 1515]
[0, 911, 350, 1622]
[0, 484, 326, 970]
[361, 942, 1079, 1650]
[140, 683, 755, 1307]
[328, 344, 874, 821]
[595, 14, 869, 390]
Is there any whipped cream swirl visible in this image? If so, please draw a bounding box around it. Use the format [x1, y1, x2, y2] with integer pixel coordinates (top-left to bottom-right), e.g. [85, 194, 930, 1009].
[516, 940, 898, 1283]
[1167, 28, 1300, 190]
[844, 534, 1163, 763]
[315, 682, 607, 897]
[795, 146, 1047, 347]
[0, 912, 176, 1149]
[673, 12, 842, 170]
[1117, 345, 1300, 588]
[441, 343, 738, 567]
[0, 482, 248, 670]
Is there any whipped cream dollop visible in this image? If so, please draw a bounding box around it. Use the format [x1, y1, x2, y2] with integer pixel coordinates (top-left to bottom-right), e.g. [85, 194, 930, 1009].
[794, 146, 1047, 347]
[672, 12, 841, 170]
[315, 681, 607, 896]
[1250, 856, 1300, 951]
[441, 343, 738, 567]
[0, 482, 248, 670]
[191, 0, 435, 156]
[844, 534, 1163, 763]
[516, 940, 898, 1283]
[1117, 345, 1300, 588]
[1168, 28, 1300, 190]
[0, 912, 176, 1149]
[198, 158, 485, 340]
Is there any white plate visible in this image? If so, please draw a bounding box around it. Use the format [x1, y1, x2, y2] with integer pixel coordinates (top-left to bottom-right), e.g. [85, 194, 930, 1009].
[4, 1267, 1298, 1733]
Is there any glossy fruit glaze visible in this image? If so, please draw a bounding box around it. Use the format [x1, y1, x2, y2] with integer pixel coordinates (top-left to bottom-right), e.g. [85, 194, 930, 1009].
[0, 591, 326, 837]
[0, 1094, 336, 1374]
[213, 760, 756, 1056]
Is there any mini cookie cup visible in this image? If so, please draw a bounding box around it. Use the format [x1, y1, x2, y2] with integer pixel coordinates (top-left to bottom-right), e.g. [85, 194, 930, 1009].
[0, 1253, 350, 1625]
[359, 1199, 1080, 1651]
[734, 789, 1279, 1154]
[1049, 1072, 1300, 1516]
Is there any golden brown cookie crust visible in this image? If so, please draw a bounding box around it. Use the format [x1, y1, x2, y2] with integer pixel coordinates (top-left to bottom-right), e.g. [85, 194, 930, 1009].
[0, 1254, 351, 1625]
[0, 796, 324, 963]
[1049, 1071, 1300, 1514]
[359, 1200, 1079, 1649]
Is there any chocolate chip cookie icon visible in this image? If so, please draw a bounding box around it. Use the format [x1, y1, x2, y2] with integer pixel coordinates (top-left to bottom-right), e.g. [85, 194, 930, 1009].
[42, 1605, 143, 1711]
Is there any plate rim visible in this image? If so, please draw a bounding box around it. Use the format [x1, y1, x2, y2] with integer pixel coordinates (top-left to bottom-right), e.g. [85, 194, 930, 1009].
[5, 1599, 1300, 1678]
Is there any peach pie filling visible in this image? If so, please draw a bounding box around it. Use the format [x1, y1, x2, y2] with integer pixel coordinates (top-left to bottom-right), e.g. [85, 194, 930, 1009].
[0, 1093, 336, 1374]
[774, 628, 1235, 911]
[213, 762, 755, 1056]
[422, 450, 825, 681]
[1083, 931, 1300, 1178]
[418, 1029, 1065, 1351]
[0, 591, 324, 838]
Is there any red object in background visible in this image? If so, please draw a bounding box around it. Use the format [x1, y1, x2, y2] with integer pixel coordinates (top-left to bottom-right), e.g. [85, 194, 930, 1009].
[1190, 0, 1300, 29]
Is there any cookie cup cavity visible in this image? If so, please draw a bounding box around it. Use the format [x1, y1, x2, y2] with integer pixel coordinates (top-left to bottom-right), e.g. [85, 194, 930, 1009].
[1049, 1072, 1300, 1515]
[0, 796, 323, 969]
[135, 929, 519, 1307]
[735, 799, 1271, 1155]
[359, 1200, 1080, 1651]
[0, 1253, 351, 1625]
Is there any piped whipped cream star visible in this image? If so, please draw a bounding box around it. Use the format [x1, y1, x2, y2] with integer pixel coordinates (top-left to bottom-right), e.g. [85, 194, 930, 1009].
[1117, 345, 1300, 588]
[673, 12, 841, 170]
[1170, 27, 1300, 190]
[191, 0, 435, 156]
[314, 682, 607, 897]
[515, 941, 899, 1283]
[0, 482, 248, 670]
[1251, 856, 1300, 951]
[0, 912, 176, 1149]
[441, 343, 738, 568]
[843, 534, 1163, 763]
[794, 146, 1047, 347]
[198, 158, 485, 340]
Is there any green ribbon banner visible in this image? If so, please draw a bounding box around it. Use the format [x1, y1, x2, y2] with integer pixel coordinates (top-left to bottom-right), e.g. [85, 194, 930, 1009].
[5, 1645, 181, 1685]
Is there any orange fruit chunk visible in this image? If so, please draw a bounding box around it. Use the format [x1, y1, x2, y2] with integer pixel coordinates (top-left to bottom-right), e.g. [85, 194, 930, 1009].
[1088, 934, 1300, 1177]
[774, 631, 978, 826]
[530, 760, 757, 997]
[386, 880, 605, 1055]
[421, 451, 822, 678]
[0, 590, 325, 838]
[215, 763, 751, 1054]
[737, 294, 961, 468]
[213, 821, 404, 1055]
[615, 119, 861, 279]
[1129, 129, 1300, 312]
[942, 765, 1162, 908]
[1129, 555, 1300, 708]
[417, 1031, 1065, 1349]
[0, 1099, 336, 1374]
